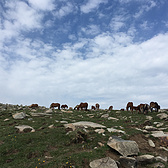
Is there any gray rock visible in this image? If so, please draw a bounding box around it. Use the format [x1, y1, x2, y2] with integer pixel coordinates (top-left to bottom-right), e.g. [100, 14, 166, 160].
[155, 156, 167, 163]
[15, 125, 35, 132]
[107, 136, 139, 157]
[137, 155, 154, 164]
[148, 139, 155, 148]
[65, 121, 106, 129]
[90, 157, 118, 168]
[30, 112, 52, 117]
[101, 114, 109, 118]
[12, 112, 26, 119]
[119, 156, 137, 168]
[107, 128, 126, 134]
[157, 113, 168, 120]
[151, 131, 168, 137]
[151, 162, 165, 168]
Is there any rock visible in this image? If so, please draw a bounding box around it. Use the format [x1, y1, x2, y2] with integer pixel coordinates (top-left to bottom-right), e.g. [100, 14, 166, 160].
[98, 142, 104, 147]
[151, 162, 165, 168]
[60, 121, 68, 124]
[89, 157, 118, 168]
[64, 121, 106, 129]
[156, 123, 164, 127]
[45, 109, 53, 113]
[144, 126, 158, 131]
[4, 118, 10, 121]
[12, 112, 26, 119]
[155, 156, 167, 163]
[64, 123, 76, 131]
[15, 125, 35, 133]
[157, 113, 168, 120]
[119, 156, 137, 168]
[148, 139, 155, 148]
[107, 136, 139, 157]
[30, 112, 52, 117]
[95, 129, 105, 134]
[137, 155, 155, 164]
[101, 114, 109, 118]
[146, 116, 153, 120]
[48, 124, 54, 129]
[108, 117, 119, 121]
[151, 131, 168, 137]
[107, 128, 126, 134]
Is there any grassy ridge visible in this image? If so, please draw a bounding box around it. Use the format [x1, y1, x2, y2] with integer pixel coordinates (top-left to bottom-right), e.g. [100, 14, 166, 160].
[0, 107, 167, 167]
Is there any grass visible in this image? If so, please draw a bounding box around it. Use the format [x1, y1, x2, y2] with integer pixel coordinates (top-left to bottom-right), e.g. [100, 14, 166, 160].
[0, 107, 168, 168]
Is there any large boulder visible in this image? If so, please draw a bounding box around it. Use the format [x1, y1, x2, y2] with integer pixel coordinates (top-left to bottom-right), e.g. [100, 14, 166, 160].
[90, 157, 118, 168]
[119, 156, 137, 168]
[107, 136, 139, 157]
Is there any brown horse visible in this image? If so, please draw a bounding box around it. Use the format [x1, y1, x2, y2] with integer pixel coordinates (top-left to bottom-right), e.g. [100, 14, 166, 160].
[108, 106, 113, 111]
[61, 104, 68, 109]
[132, 106, 140, 113]
[77, 102, 88, 111]
[74, 105, 79, 110]
[95, 103, 100, 110]
[91, 105, 96, 110]
[126, 102, 133, 112]
[150, 102, 160, 112]
[29, 104, 38, 108]
[137, 103, 149, 114]
[50, 103, 60, 110]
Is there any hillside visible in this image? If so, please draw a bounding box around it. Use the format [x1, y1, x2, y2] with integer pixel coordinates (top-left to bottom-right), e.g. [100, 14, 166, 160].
[0, 103, 168, 168]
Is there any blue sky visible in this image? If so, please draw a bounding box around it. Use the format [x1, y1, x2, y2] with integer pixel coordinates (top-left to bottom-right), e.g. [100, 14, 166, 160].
[0, 0, 168, 109]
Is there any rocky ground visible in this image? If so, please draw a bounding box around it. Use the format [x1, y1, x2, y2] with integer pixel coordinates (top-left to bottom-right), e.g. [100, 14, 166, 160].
[0, 103, 168, 168]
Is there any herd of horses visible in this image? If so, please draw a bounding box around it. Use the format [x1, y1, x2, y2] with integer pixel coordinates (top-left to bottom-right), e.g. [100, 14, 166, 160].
[126, 101, 160, 114]
[29, 101, 160, 114]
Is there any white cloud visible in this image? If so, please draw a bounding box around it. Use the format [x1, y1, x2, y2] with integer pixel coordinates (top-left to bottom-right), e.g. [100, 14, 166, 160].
[80, 0, 108, 13]
[28, 0, 55, 11]
[81, 24, 100, 36]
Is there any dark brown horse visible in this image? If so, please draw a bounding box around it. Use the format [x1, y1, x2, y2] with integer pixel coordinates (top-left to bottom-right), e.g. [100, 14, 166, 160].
[91, 105, 96, 110]
[50, 103, 60, 110]
[150, 102, 160, 112]
[61, 104, 68, 109]
[29, 104, 38, 108]
[126, 102, 133, 112]
[137, 103, 149, 114]
[77, 102, 88, 111]
[95, 103, 100, 110]
[108, 106, 113, 111]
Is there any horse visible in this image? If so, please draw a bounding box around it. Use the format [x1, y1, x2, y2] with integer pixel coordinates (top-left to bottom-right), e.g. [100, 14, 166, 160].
[74, 105, 79, 110]
[108, 106, 113, 111]
[29, 104, 38, 108]
[61, 104, 68, 109]
[126, 102, 133, 112]
[50, 103, 60, 110]
[91, 105, 96, 110]
[95, 103, 100, 110]
[77, 102, 88, 111]
[150, 102, 160, 112]
[137, 103, 149, 114]
[132, 106, 140, 113]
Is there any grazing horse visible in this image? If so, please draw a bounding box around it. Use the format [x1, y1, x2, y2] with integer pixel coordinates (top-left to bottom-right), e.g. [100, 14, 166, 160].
[77, 102, 88, 111]
[29, 104, 38, 108]
[95, 103, 100, 110]
[108, 106, 113, 111]
[132, 106, 140, 113]
[91, 105, 96, 110]
[126, 102, 133, 112]
[74, 105, 79, 110]
[120, 108, 125, 111]
[61, 104, 68, 109]
[150, 102, 160, 112]
[138, 103, 149, 114]
[50, 103, 60, 110]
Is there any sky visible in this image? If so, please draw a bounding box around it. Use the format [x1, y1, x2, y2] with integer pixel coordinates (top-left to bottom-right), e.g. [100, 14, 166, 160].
[0, 0, 168, 109]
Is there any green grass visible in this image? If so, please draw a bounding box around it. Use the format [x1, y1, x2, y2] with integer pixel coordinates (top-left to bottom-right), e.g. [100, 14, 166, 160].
[0, 107, 167, 168]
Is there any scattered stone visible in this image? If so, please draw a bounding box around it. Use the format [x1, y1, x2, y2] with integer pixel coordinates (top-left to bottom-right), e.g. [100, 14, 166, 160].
[119, 156, 137, 168]
[65, 121, 106, 129]
[12, 112, 26, 119]
[15, 125, 35, 133]
[45, 109, 53, 113]
[107, 128, 126, 134]
[137, 155, 155, 164]
[89, 157, 118, 168]
[144, 126, 158, 131]
[64, 123, 76, 131]
[155, 156, 167, 163]
[4, 118, 10, 121]
[146, 116, 153, 120]
[151, 131, 168, 137]
[95, 129, 105, 134]
[157, 113, 168, 120]
[151, 162, 165, 168]
[156, 123, 164, 127]
[108, 117, 119, 121]
[98, 142, 104, 147]
[30, 112, 52, 117]
[148, 139, 155, 148]
[60, 121, 68, 124]
[107, 136, 139, 157]
[48, 124, 54, 129]
[101, 114, 109, 118]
